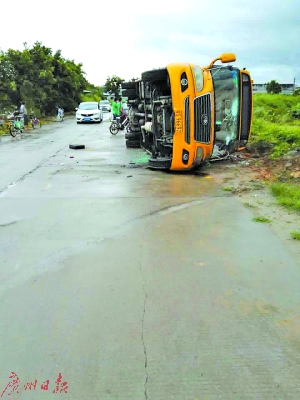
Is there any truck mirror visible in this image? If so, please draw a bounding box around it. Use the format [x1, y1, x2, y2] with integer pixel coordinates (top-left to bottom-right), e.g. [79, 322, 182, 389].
[220, 53, 236, 64]
[207, 53, 236, 69]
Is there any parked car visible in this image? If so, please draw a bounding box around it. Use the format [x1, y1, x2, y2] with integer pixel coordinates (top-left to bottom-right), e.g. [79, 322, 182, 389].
[76, 102, 103, 123]
[99, 100, 111, 112]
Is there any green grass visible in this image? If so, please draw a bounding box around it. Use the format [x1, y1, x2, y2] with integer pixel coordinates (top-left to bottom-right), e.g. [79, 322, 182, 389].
[223, 186, 233, 192]
[270, 182, 300, 212]
[252, 216, 271, 223]
[250, 94, 300, 158]
[290, 231, 300, 240]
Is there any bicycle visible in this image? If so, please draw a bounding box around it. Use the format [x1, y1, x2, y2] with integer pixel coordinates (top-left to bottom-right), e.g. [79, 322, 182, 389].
[9, 115, 25, 137]
[29, 114, 41, 129]
[109, 116, 131, 135]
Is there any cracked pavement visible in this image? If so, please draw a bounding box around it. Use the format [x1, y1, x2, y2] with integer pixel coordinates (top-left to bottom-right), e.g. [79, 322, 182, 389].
[0, 116, 300, 399]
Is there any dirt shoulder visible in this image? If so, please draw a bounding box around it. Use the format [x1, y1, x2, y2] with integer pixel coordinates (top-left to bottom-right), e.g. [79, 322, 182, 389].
[202, 151, 300, 259]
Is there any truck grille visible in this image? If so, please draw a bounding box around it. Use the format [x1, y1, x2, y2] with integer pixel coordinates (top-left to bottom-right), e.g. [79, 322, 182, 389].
[194, 94, 211, 144]
[184, 96, 190, 144]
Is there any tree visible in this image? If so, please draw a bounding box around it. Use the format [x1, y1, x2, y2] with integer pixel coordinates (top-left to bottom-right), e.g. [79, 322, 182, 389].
[103, 76, 124, 97]
[0, 42, 90, 115]
[266, 80, 282, 94]
[293, 88, 300, 96]
[0, 52, 18, 110]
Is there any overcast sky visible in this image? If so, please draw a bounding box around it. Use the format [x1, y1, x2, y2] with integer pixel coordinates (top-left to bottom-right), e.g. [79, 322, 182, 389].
[1, 0, 299, 86]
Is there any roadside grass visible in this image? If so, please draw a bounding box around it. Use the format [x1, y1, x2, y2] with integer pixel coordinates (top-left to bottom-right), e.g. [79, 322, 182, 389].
[252, 216, 271, 223]
[290, 231, 300, 240]
[270, 182, 300, 212]
[223, 186, 233, 192]
[250, 94, 300, 158]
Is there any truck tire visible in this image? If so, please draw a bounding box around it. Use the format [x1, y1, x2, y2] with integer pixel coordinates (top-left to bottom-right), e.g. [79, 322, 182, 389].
[69, 144, 85, 150]
[126, 139, 141, 148]
[122, 89, 138, 100]
[122, 82, 137, 90]
[125, 132, 141, 140]
[141, 68, 168, 82]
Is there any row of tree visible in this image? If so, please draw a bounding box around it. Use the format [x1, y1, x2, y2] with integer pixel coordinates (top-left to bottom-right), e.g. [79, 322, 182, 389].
[3, 43, 290, 117]
[0, 42, 100, 116]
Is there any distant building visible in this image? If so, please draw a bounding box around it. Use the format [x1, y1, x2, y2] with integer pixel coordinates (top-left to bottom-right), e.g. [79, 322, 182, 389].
[253, 83, 297, 94]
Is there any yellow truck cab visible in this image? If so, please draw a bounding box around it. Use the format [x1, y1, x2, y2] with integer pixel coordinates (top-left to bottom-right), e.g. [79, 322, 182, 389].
[122, 53, 253, 171]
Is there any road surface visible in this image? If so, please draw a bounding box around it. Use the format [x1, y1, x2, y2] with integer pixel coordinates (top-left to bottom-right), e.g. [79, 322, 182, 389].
[0, 115, 299, 399]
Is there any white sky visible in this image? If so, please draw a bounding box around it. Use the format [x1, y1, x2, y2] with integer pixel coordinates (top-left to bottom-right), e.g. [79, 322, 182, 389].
[0, 0, 299, 86]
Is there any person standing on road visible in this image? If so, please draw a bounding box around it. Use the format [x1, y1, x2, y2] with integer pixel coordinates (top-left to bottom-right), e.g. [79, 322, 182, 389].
[57, 106, 64, 120]
[111, 98, 121, 120]
[19, 101, 28, 129]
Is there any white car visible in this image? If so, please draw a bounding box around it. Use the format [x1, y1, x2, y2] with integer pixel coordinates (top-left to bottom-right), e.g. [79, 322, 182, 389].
[76, 102, 103, 123]
[99, 100, 111, 112]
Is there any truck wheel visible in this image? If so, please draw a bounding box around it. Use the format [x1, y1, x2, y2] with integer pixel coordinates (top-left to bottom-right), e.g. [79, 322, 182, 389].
[122, 89, 138, 100]
[122, 82, 137, 90]
[125, 132, 141, 140]
[126, 139, 141, 148]
[141, 68, 168, 82]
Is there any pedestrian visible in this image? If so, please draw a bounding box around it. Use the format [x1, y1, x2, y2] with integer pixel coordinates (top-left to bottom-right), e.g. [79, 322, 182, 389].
[57, 106, 64, 120]
[19, 101, 28, 129]
[111, 98, 121, 120]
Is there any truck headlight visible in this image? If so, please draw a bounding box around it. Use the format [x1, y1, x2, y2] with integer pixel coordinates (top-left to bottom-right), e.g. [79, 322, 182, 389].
[182, 149, 189, 165]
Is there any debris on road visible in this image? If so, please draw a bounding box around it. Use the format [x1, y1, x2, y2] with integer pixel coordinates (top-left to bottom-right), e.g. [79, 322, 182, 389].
[69, 144, 85, 150]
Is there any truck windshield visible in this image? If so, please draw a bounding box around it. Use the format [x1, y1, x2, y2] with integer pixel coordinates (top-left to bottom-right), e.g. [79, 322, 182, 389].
[212, 67, 240, 146]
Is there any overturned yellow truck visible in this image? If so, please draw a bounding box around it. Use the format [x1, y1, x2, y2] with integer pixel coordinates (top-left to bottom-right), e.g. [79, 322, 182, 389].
[122, 53, 253, 170]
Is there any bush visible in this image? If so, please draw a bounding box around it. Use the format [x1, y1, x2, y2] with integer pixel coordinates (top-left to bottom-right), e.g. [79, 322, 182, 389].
[266, 80, 282, 94]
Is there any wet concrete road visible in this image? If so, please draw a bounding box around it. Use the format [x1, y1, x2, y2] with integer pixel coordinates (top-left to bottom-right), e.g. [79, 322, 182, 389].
[0, 116, 299, 399]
